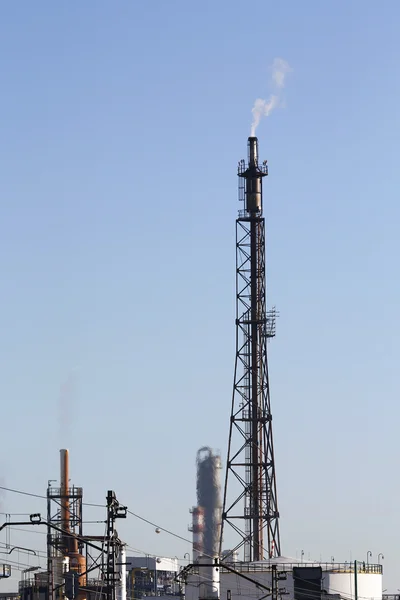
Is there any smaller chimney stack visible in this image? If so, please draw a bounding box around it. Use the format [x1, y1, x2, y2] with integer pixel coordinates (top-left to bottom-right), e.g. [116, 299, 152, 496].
[60, 449, 70, 542]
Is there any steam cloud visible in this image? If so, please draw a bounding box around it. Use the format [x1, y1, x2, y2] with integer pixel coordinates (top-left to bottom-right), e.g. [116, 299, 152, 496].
[251, 58, 292, 136]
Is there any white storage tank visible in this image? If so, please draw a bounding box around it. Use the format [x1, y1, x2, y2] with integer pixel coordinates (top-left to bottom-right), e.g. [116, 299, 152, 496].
[323, 569, 382, 600]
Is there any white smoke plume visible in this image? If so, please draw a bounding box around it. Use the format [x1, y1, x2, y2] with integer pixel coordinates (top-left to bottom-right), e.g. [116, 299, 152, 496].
[251, 58, 292, 136]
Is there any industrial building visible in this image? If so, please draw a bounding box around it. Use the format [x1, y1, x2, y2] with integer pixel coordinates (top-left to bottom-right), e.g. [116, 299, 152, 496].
[125, 556, 180, 599]
[0, 594, 19, 600]
[182, 558, 383, 600]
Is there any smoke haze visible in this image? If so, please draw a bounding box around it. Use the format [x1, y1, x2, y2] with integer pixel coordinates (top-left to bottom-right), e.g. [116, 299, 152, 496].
[251, 58, 292, 136]
[58, 368, 80, 446]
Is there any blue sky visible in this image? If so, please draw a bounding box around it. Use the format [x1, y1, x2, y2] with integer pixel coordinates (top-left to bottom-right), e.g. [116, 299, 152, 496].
[0, 0, 399, 591]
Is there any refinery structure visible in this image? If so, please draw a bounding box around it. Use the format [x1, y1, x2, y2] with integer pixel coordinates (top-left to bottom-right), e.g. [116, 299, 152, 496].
[0, 449, 181, 600]
[0, 135, 389, 600]
[180, 136, 384, 600]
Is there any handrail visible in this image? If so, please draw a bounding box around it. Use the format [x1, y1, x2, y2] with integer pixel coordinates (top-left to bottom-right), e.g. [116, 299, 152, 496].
[219, 562, 382, 574]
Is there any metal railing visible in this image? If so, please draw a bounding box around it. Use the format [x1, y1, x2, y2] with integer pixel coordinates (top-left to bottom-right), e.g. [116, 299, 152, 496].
[18, 579, 47, 591]
[47, 487, 83, 497]
[219, 562, 382, 574]
[237, 161, 268, 176]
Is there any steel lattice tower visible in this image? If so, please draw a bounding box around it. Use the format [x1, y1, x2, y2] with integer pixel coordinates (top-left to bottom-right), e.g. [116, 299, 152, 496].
[220, 136, 280, 562]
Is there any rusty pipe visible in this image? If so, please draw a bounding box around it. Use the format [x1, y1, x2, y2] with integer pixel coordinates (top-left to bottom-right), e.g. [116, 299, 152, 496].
[60, 449, 78, 554]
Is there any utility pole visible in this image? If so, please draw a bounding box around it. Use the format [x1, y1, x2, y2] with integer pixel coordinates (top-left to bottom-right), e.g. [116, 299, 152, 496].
[105, 491, 127, 600]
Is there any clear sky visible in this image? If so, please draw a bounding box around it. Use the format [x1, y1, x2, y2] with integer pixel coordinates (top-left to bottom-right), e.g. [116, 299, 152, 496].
[0, 0, 399, 591]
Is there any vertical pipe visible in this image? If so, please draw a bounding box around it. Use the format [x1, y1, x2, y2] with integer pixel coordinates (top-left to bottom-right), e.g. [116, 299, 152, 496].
[121, 546, 127, 600]
[248, 137, 258, 168]
[117, 545, 127, 600]
[246, 138, 262, 213]
[354, 560, 358, 600]
[210, 559, 220, 600]
[60, 449, 70, 553]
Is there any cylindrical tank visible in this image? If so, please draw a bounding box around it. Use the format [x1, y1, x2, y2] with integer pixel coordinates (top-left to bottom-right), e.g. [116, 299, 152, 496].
[117, 544, 127, 600]
[191, 506, 205, 561]
[221, 549, 239, 563]
[69, 552, 86, 586]
[197, 556, 219, 600]
[322, 571, 382, 600]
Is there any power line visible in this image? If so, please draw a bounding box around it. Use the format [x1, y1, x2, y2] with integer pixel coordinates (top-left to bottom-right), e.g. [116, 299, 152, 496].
[0, 486, 44, 500]
[0, 485, 190, 549]
[0, 486, 379, 600]
[8, 526, 46, 536]
[0, 485, 104, 508]
[126, 509, 192, 547]
[0, 485, 191, 551]
[3, 481, 372, 597]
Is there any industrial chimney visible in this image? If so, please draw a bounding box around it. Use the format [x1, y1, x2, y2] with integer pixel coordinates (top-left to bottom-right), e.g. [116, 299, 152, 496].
[59, 449, 87, 592]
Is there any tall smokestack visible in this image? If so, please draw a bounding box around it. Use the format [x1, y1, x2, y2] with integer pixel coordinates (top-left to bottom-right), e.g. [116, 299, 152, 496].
[60, 449, 71, 551]
[220, 135, 280, 561]
[60, 449, 79, 555]
[248, 136, 258, 168]
[245, 137, 263, 214]
[59, 449, 86, 594]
